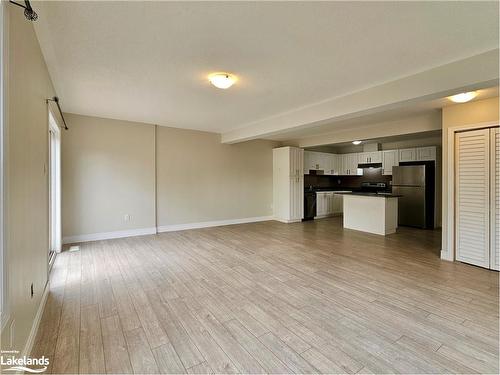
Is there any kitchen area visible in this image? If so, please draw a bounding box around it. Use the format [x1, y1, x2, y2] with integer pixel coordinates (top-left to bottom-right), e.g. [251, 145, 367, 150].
[273, 133, 441, 236]
[303, 140, 440, 235]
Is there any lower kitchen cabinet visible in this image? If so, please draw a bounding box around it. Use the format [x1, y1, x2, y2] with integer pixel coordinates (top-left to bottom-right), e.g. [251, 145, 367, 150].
[315, 192, 344, 218]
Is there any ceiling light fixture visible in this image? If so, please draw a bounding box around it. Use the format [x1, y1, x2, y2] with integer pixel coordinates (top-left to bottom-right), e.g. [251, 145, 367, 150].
[208, 72, 236, 89]
[352, 140, 362, 145]
[448, 91, 477, 103]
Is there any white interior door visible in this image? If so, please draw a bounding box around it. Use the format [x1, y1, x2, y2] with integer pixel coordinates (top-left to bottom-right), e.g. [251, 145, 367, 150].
[490, 128, 499, 270]
[455, 129, 490, 268]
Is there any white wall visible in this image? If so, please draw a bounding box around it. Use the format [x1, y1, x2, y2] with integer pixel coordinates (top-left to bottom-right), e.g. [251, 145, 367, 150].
[61, 115, 278, 239]
[441, 97, 499, 260]
[61, 114, 156, 242]
[1, 7, 56, 354]
[156, 126, 276, 229]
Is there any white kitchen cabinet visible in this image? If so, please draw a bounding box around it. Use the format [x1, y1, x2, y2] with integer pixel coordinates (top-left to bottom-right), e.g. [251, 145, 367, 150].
[316, 192, 331, 218]
[358, 152, 369, 164]
[316, 192, 328, 217]
[358, 151, 382, 164]
[318, 153, 329, 172]
[382, 150, 399, 175]
[304, 151, 341, 175]
[273, 147, 304, 223]
[303, 151, 311, 174]
[417, 146, 437, 161]
[332, 193, 344, 214]
[369, 151, 382, 163]
[326, 154, 335, 175]
[304, 151, 329, 173]
[399, 147, 437, 162]
[315, 192, 344, 218]
[399, 148, 416, 162]
[341, 154, 363, 175]
[324, 154, 341, 175]
[304, 151, 319, 173]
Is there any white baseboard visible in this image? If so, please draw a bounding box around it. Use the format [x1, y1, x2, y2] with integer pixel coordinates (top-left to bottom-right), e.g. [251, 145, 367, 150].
[63, 217, 275, 243]
[23, 281, 49, 357]
[157, 216, 273, 233]
[62, 227, 157, 244]
[273, 218, 302, 224]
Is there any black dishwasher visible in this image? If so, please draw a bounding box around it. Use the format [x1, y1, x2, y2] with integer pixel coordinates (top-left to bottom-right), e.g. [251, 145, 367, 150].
[303, 192, 316, 221]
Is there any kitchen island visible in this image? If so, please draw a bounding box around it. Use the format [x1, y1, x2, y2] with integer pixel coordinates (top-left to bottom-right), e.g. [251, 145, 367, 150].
[339, 193, 400, 235]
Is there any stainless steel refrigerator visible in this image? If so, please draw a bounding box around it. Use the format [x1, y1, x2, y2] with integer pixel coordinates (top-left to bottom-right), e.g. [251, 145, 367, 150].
[392, 164, 434, 228]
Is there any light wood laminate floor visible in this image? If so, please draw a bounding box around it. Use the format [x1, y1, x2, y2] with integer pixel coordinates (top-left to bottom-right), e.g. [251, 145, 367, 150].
[33, 217, 499, 374]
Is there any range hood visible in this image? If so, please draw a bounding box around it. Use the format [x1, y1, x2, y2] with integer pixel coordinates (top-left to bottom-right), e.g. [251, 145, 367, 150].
[358, 162, 382, 169]
[309, 169, 324, 175]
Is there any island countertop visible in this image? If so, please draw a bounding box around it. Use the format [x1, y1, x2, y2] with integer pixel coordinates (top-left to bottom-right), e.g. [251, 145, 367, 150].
[335, 192, 402, 198]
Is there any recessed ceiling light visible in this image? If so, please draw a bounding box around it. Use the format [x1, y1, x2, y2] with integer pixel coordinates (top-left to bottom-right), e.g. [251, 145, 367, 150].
[208, 72, 237, 89]
[448, 91, 477, 103]
[352, 140, 362, 145]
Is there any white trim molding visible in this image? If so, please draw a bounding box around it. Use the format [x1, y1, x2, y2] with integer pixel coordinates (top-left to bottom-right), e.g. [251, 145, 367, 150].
[62, 227, 157, 244]
[157, 216, 273, 233]
[63, 217, 275, 243]
[23, 281, 49, 357]
[0, 0, 9, 334]
[273, 218, 302, 224]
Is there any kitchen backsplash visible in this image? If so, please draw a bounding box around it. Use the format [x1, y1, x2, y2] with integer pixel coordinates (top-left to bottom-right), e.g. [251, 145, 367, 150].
[304, 167, 392, 189]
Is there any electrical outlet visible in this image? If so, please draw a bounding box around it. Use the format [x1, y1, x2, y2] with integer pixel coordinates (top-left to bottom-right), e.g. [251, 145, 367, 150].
[124, 214, 131, 222]
[30, 283, 34, 298]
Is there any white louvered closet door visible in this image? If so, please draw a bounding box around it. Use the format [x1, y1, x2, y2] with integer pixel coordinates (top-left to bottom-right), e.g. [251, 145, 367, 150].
[455, 129, 490, 268]
[490, 128, 499, 270]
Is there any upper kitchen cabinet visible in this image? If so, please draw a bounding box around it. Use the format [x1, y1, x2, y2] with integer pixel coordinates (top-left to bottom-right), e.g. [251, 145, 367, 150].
[417, 146, 437, 161]
[342, 154, 363, 175]
[358, 151, 382, 164]
[303, 151, 312, 174]
[324, 154, 341, 175]
[304, 151, 339, 175]
[382, 150, 399, 175]
[399, 148, 417, 162]
[399, 146, 437, 162]
[304, 151, 321, 173]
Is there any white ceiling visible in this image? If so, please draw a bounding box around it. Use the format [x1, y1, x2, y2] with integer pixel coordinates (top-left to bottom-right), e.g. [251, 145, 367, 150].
[33, 1, 499, 134]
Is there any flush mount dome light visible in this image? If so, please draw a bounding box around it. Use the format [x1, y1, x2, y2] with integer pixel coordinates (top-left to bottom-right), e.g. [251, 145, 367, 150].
[352, 140, 362, 145]
[448, 91, 477, 103]
[208, 72, 236, 89]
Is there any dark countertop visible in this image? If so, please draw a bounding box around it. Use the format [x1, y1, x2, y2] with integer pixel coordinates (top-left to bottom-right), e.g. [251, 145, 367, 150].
[335, 192, 402, 198]
[305, 187, 361, 193]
